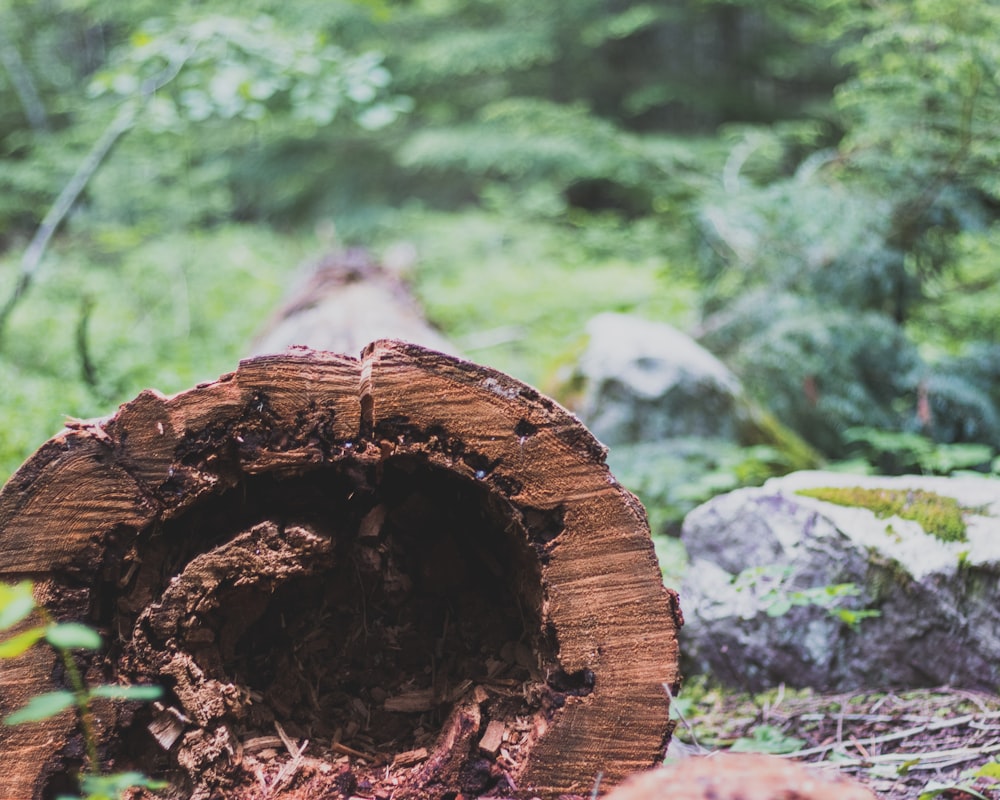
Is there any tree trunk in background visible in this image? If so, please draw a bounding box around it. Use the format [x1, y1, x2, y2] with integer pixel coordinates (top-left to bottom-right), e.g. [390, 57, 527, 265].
[0, 341, 682, 799]
[250, 247, 459, 359]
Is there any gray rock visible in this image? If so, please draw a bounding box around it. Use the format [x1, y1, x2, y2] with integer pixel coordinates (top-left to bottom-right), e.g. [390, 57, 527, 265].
[679, 470, 1000, 691]
[574, 313, 747, 445]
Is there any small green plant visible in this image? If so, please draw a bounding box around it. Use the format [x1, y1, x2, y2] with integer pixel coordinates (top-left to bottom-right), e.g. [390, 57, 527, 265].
[919, 758, 1000, 799]
[0, 581, 164, 800]
[795, 486, 974, 542]
[728, 723, 805, 755]
[732, 565, 880, 631]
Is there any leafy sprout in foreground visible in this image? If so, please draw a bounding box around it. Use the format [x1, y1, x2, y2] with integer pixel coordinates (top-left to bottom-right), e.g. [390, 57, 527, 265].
[0, 580, 164, 799]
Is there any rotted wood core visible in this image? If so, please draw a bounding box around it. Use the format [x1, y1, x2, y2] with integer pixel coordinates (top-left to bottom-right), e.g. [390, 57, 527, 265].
[103, 460, 580, 799]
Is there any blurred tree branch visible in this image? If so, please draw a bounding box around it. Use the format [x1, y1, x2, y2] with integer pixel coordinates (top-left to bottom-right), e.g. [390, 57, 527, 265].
[0, 52, 191, 348]
[0, 23, 48, 133]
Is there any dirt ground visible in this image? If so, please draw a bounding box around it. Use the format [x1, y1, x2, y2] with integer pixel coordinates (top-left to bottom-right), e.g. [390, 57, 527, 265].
[673, 685, 1000, 799]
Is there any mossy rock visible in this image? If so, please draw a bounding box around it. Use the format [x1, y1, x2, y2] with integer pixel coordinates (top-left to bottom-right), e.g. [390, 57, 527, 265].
[794, 486, 974, 542]
[679, 470, 1000, 691]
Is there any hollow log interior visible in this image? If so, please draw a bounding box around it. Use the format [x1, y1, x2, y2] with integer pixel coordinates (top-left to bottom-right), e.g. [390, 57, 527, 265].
[103, 455, 571, 799]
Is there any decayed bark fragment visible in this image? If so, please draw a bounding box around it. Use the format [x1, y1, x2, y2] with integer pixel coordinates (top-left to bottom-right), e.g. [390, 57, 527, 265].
[0, 341, 682, 800]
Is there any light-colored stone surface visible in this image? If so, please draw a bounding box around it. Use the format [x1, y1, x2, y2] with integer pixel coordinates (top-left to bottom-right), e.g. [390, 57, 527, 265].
[680, 471, 1000, 691]
[574, 313, 748, 445]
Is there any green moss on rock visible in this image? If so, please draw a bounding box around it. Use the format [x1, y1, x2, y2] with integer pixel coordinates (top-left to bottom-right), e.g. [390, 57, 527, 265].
[795, 486, 970, 542]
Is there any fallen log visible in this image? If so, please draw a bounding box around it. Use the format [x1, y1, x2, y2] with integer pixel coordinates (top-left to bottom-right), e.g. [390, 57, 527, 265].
[602, 753, 878, 800]
[0, 340, 682, 800]
[250, 247, 458, 358]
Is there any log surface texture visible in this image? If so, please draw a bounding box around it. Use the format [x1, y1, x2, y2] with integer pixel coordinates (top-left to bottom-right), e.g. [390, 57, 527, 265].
[0, 341, 681, 800]
[603, 753, 878, 800]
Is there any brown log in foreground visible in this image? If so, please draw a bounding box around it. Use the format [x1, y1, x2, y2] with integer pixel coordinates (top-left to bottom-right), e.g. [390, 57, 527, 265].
[0, 341, 682, 800]
[603, 753, 878, 800]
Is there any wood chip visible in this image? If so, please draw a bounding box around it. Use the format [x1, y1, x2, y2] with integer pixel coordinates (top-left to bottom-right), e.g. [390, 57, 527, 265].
[448, 679, 474, 702]
[274, 720, 302, 758]
[384, 688, 437, 713]
[148, 709, 186, 750]
[243, 735, 284, 753]
[358, 505, 386, 539]
[330, 741, 376, 760]
[472, 685, 490, 704]
[478, 719, 506, 756]
[392, 747, 429, 768]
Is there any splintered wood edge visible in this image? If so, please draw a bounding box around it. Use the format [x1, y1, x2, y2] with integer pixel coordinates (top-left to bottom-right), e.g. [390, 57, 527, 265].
[0, 340, 681, 798]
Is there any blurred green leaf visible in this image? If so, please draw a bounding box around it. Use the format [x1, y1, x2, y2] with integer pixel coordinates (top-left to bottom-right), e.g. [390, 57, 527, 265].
[0, 581, 35, 631]
[729, 724, 805, 755]
[45, 623, 102, 651]
[5, 690, 76, 724]
[0, 627, 45, 658]
[89, 684, 163, 701]
[975, 760, 1000, 779]
[80, 772, 169, 796]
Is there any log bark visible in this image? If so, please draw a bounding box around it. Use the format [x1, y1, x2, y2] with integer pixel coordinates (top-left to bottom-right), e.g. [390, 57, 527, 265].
[250, 248, 458, 358]
[0, 341, 682, 800]
[602, 753, 878, 800]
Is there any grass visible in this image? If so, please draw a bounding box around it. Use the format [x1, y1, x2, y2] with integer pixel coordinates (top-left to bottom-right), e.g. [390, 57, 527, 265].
[0, 224, 312, 483]
[397, 208, 699, 391]
[0, 207, 700, 484]
[670, 679, 1000, 800]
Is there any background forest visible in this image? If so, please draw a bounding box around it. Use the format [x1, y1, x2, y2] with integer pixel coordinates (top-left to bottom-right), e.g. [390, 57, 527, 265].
[2, 0, 1000, 513]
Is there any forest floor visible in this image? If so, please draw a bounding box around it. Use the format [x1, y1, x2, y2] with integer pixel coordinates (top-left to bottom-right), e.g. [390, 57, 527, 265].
[673, 685, 1000, 799]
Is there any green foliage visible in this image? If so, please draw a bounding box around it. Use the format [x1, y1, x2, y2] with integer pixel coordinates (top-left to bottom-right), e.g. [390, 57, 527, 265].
[45, 622, 103, 651]
[843, 427, 997, 476]
[6, 690, 78, 725]
[689, 0, 1000, 463]
[702, 295, 926, 456]
[73, 773, 168, 800]
[398, 97, 696, 218]
[606, 439, 784, 535]
[667, 678, 819, 755]
[0, 2, 410, 244]
[836, 1, 1000, 204]
[919, 752, 1000, 800]
[0, 224, 304, 483]
[0, 0, 998, 626]
[0, 580, 35, 629]
[728, 724, 805, 755]
[974, 761, 1000, 780]
[87, 14, 409, 131]
[919, 784, 991, 800]
[700, 176, 905, 317]
[909, 231, 1000, 347]
[732, 564, 880, 630]
[0, 581, 164, 798]
[404, 208, 698, 390]
[795, 486, 974, 542]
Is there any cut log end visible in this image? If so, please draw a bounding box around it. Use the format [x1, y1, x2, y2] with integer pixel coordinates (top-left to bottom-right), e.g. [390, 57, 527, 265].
[0, 341, 681, 799]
